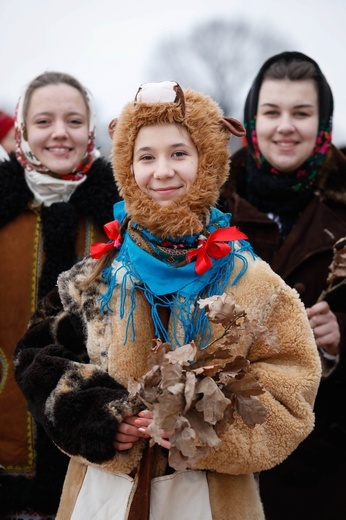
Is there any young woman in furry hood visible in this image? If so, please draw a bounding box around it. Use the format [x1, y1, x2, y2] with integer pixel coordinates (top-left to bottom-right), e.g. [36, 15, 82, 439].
[218, 51, 346, 520]
[14, 81, 321, 520]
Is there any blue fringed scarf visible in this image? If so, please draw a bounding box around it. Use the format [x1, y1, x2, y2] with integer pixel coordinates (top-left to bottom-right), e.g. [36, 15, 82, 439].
[99, 201, 255, 349]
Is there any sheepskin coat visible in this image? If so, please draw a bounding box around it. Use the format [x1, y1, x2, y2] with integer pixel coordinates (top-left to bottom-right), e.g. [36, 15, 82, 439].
[218, 144, 346, 519]
[0, 153, 120, 515]
[14, 248, 321, 519]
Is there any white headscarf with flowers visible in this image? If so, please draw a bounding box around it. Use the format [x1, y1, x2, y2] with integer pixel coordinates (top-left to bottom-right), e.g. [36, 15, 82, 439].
[14, 81, 101, 207]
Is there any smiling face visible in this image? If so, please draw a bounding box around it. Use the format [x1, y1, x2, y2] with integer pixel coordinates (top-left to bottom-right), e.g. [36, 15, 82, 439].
[132, 123, 199, 206]
[256, 78, 319, 172]
[26, 83, 89, 176]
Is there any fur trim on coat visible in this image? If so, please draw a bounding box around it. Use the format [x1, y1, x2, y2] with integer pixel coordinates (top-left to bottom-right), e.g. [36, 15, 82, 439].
[0, 153, 120, 297]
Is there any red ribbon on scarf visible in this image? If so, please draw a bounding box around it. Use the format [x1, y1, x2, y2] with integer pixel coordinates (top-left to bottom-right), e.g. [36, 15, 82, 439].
[90, 220, 123, 259]
[187, 227, 248, 275]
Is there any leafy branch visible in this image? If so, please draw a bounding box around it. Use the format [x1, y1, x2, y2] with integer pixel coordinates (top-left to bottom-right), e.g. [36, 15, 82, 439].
[317, 237, 346, 302]
[128, 292, 279, 470]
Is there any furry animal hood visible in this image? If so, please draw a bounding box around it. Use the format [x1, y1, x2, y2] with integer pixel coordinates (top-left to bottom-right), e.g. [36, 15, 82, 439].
[109, 81, 244, 237]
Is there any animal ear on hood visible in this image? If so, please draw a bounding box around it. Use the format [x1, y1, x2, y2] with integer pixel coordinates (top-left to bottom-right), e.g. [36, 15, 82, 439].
[108, 118, 118, 139]
[221, 117, 245, 137]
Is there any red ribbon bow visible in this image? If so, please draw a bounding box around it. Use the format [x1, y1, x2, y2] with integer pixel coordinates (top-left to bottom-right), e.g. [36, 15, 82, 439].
[187, 227, 248, 275]
[90, 220, 123, 259]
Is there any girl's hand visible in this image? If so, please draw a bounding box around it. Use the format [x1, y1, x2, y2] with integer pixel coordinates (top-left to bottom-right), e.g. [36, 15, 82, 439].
[307, 301, 341, 356]
[135, 410, 173, 450]
[114, 415, 149, 451]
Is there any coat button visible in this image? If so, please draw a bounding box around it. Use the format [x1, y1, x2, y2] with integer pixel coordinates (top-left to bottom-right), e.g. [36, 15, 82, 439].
[294, 282, 306, 295]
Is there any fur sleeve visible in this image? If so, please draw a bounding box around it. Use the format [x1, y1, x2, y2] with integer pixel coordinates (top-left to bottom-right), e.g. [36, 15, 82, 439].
[191, 259, 322, 475]
[14, 286, 141, 466]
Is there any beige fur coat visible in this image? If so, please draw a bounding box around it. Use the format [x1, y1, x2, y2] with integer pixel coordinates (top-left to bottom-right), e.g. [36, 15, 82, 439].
[14, 248, 321, 520]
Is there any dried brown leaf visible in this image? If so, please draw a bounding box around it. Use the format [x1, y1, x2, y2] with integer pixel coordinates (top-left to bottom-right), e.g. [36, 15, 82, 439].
[149, 339, 172, 367]
[201, 362, 229, 378]
[332, 265, 346, 279]
[327, 237, 346, 283]
[221, 327, 241, 344]
[165, 342, 197, 365]
[236, 395, 268, 428]
[168, 447, 190, 471]
[149, 391, 184, 436]
[193, 344, 232, 369]
[168, 444, 209, 471]
[184, 370, 197, 412]
[214, 401, 236, 434]
[226, 371, 265, 398]
[186, 409, 222, 448]
[127, 377, 141, 398]
[168, 415, 212, 470]
[128, 366, 162, 407]
[242, 319, 280, 352]
[172, 416, 196, 457]
[161, 363, 184, 391]
[218, 356, 250, 381]
[195, 377, 231, 424]
[198, 293, 244, 326]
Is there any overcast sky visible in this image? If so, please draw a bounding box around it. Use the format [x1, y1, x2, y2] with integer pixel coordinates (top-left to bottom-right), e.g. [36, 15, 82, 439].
[1, 0, 346, 151]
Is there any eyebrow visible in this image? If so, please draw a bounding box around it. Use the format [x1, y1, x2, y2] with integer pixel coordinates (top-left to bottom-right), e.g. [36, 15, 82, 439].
[259, 102, 316, 109]
[134, 142, 191, 154]
[31, 111, 86, 117]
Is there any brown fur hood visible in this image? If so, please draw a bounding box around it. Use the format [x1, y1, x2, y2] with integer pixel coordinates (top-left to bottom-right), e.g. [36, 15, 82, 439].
[110, 82, 244, 238]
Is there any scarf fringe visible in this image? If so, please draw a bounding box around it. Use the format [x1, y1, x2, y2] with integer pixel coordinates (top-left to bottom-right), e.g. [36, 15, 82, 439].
[99, 239, 255, 349]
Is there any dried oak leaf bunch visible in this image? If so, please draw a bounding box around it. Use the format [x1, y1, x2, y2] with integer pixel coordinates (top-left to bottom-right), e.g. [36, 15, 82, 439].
[318, 237, 346, 302]
[128, 292, 279, 470]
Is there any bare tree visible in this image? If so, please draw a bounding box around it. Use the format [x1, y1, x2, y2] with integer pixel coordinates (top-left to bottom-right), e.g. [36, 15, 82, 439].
[146, 19, 293, 120]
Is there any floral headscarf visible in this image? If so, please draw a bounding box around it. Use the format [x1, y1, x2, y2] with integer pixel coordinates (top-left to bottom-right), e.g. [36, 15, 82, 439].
[14, 80, 100, 180]
[243, 51, 333, 221]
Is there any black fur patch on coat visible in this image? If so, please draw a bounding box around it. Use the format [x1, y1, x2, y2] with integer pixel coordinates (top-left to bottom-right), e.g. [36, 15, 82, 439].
[0, 154, 121, 298]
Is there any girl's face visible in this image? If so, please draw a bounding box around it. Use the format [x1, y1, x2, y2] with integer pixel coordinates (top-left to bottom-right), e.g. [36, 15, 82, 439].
[256, 79, 319, 172]
[133, 123, 198, 206]
[26, 84, 89, 176]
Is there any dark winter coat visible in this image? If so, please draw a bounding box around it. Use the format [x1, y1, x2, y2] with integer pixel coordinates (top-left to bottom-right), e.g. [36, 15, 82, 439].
[0, 153, 121, 517]
[218, 144, 346, 520]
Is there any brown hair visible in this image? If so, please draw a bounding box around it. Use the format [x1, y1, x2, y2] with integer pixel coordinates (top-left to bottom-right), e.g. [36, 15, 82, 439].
[23, 71, 89, 120]
[263, 59, 319, 92]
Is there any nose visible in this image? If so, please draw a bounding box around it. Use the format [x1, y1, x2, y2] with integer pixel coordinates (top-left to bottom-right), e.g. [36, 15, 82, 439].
[154, 157, 174, 178]
[276, 114, 295, 133]
[51, 121, 68, 139]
